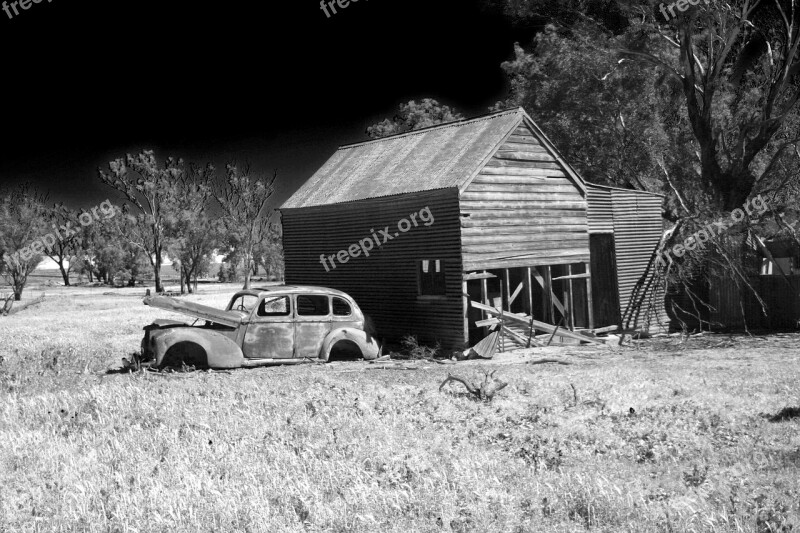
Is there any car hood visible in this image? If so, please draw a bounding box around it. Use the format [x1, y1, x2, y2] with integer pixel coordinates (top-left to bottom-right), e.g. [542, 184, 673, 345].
[143, 295, 243, 328]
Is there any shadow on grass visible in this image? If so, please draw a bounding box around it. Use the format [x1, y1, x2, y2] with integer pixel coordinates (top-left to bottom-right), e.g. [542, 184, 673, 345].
[767, 407, 800, 422]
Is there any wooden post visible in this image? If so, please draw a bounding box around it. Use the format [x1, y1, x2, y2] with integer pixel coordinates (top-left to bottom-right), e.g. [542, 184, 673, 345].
[545, 266, 554, 324]
[585, 262, 595, 329]
[480, 275, 488, 335]
[504, 269, 511, 312]
[499, 282, 505, 353]
[462, 279, 469, 346]
[526, 266, 533, 318]
[568, 265, 575, 331]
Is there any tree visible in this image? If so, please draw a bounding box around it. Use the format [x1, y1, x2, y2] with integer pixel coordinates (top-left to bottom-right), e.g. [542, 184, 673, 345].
[165, 164, 219, 294]
[42, 204, 81, 286]
[619, 0, 800, 212]
[487, 0, 800, 328]
[0, 186, 48, 300]
[99, 150, 184, 293]
[215, 164, 277, 290]
[366, 99, 464, 139]
[253, 219, 284, 281]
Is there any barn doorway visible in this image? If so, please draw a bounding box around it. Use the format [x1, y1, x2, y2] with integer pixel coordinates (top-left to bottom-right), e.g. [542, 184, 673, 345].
[589, 233, 621, 327]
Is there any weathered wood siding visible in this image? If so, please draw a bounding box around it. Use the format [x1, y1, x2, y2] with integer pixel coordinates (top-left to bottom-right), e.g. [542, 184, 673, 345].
[281, 188, 465, 349]
[460, 123, 590, 271]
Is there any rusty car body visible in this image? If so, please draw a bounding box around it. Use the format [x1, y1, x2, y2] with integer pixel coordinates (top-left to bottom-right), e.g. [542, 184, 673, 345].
[140, 286, 380, 368]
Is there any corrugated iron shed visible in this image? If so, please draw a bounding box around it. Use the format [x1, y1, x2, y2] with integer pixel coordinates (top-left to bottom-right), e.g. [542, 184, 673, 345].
[586, 185, 614, 234]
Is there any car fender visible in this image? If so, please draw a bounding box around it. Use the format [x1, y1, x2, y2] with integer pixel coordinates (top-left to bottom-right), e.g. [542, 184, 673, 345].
[152, 327, 244, 369]
[320, 327, 380, 362]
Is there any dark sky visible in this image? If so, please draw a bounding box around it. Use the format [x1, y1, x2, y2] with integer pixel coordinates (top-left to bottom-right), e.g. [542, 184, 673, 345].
[0, 0, 529, 209]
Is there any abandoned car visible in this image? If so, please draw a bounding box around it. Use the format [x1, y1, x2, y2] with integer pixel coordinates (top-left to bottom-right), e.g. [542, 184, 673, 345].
[141, 286, 380, 368]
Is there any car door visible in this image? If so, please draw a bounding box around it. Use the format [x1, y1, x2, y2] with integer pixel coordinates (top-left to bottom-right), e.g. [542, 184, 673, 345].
[242, 294, 295, 359]
[294, 294, 332, 358]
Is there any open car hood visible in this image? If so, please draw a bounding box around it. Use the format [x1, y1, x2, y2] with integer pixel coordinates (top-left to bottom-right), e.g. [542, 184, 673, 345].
[143, 295, 243, 328]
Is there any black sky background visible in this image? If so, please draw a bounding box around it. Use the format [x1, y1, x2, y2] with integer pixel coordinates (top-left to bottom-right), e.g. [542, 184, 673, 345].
[0, 0, 537, 209]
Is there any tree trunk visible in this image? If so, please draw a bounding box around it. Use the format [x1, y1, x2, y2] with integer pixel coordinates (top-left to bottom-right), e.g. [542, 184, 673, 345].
[193, 273, 198, 293]
[179, 261, 186, 295]
[154, 249, 164, 293]
[243, 254, 252, 290]
[58, 261, 70, 286]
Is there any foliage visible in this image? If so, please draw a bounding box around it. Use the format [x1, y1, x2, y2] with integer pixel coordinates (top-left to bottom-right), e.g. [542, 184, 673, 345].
[0, 185, 48, 300]
[42, 204, 82, 286]
[366, 99, 464, 139]
[164, 164, 219, 294]
[214, 164, 277, 290]
[489, 0, 800, 328]
[253, 219, 284, 281]
[98, 150, 186, 293]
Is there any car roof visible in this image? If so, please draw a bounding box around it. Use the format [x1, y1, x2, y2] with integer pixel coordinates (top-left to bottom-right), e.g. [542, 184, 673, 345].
[236, 285, 354, 299]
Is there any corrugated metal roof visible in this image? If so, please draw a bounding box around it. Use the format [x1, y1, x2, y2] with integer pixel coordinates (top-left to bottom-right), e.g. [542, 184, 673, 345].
[282, 108, 527, 209]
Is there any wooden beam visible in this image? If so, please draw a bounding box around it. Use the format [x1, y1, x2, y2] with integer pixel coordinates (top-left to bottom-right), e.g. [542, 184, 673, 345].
[568, 265, 575, 331]
[508, 282, 524, 308]
[531, 266, 567, 319]
[547, 317, 565, 346]
[499, 282, 505, 353]
[585, 262, 595, 330]
[462, 280, 469, 346]
[501, 325, 531, 347]
[551, 273, 591, 281]
[470, 300, 607, 347]
[526, 267, 533, 318]
[463, 271, 498, 281]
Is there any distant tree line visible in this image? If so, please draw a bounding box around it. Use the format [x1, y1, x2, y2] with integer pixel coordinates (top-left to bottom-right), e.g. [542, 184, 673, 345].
[0, 150, 283, 301]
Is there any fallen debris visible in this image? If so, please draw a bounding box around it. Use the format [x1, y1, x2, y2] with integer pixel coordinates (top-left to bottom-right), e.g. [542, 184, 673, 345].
[470, 300, 611, 348]
[527, 358, 571, 366]
[460, 331, 500, 360]
[439, 370, 508, 401]
[2, 294, 45, 316]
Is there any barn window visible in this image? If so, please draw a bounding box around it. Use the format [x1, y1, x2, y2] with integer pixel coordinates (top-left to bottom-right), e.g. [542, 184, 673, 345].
[418, 259, 446, 296]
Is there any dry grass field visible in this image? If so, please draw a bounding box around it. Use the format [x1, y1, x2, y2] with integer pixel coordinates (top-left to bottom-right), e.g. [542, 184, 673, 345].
[1, 283, 799, 532]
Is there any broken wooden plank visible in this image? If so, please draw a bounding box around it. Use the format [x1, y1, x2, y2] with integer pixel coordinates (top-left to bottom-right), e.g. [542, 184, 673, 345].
[463, 271, 498, 281]
[470, 300, 607, 347]
[508, 282, 524, 307]
[501, 325, 530, 346]
[475, 317, 500, 328]
[551, 273, 591, 281]
[546, 316, 565, 346]
[531, 266, 567, 317]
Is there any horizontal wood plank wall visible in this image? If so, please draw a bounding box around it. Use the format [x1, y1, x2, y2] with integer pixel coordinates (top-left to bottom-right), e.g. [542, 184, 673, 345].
[281, 188, 465, 349]
[460, 124, 590, 271]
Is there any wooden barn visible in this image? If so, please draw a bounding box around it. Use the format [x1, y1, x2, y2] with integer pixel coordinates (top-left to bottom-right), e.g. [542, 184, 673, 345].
[280, 108, 666, 350]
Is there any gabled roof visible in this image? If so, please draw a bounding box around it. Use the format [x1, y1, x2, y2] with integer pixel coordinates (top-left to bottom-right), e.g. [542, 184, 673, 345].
[282, 107, 586, 209]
